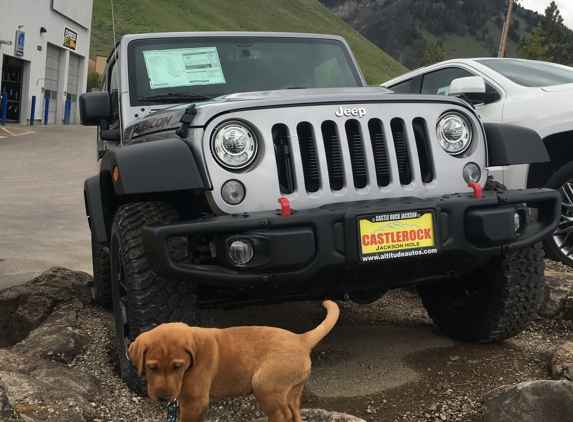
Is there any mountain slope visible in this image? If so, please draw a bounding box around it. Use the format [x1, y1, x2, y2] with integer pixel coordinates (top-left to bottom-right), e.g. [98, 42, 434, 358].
[319, 0, 541, 70]
[90, 0, 408, 84]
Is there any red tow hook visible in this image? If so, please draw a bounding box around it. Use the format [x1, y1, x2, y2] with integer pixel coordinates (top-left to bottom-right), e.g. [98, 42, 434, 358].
[278, 198, 291, 216]
[468, 182, 483, 198]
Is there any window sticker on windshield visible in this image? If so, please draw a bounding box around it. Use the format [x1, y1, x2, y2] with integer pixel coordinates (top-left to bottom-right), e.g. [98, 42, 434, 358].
[143, 47, 226, 89]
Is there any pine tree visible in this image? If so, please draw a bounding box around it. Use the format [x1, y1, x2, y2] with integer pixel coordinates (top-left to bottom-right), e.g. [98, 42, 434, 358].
[540, 1, 573, 64]
[517, 1, 573, 65]
[517, 25, 552, 61]
[420, 43, 445, 66]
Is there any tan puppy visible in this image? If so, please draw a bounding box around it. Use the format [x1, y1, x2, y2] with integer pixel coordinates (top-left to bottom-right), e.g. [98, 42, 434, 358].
[128, 300, 339, 422]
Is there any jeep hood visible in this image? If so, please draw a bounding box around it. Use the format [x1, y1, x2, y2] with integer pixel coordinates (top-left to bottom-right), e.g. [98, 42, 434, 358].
[127, 87, 474, 137]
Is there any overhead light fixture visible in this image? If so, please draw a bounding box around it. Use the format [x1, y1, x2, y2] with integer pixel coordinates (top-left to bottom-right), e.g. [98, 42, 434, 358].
[40, 27, 47, 35]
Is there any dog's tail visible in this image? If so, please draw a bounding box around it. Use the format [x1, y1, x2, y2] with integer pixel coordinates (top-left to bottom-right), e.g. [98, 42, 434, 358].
[301, 300, 340, 349]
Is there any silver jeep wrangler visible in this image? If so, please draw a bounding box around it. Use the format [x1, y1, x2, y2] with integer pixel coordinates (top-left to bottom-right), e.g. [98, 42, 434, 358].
[80, 32, 560, 394]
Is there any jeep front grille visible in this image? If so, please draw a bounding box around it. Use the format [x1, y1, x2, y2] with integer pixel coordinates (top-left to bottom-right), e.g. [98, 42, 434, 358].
[273, 117, 434, 195]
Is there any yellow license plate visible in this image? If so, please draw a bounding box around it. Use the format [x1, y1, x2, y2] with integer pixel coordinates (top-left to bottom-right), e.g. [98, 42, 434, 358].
[358, 210, 438, 261]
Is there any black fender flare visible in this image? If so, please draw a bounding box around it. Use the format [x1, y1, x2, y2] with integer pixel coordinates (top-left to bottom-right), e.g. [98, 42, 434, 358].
[100, 138, 208, 195]
[483, 123, 550, 166]
[87, 139, 208, 243]
[84, 175, 108, 243]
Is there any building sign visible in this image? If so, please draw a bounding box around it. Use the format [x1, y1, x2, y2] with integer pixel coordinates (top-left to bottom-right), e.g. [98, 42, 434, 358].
[63, 27, 77, 51]
[14, 30, 24, 57]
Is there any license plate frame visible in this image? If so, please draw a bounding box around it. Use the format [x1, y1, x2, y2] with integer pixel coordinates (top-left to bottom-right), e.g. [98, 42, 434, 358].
[357, 210, 438, 262]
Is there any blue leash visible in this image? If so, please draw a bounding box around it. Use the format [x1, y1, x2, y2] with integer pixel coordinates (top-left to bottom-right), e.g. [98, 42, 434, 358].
[166, 400, 179, 422]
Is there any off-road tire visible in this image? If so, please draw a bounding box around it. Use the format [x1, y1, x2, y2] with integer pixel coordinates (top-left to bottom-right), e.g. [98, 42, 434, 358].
[110, 201, 200, 395]
[542, 161, 573, 266]
[91, 235, 112, 308]
[418, 180, 545, 342]
[483, 178, 506, 193]
[418, 242, 545, 342]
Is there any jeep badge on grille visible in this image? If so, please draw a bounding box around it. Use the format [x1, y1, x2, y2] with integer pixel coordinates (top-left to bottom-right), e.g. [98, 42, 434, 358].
[335, 106, 366, 118]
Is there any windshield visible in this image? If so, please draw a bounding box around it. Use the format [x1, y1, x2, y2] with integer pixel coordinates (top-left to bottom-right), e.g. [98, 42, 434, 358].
[476, 59, 573, 87]
[128, 35, 363, 106]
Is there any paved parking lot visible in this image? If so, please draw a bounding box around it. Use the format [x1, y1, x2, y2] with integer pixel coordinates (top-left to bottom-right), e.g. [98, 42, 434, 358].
[0, 124, 96, 289]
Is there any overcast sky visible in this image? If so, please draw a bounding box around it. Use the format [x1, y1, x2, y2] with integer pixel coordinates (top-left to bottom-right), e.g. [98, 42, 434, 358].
[518, 0, 573, 29]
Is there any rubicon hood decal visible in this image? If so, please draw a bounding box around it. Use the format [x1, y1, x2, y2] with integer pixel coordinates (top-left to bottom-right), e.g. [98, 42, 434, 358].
[133, 115, 174, 135]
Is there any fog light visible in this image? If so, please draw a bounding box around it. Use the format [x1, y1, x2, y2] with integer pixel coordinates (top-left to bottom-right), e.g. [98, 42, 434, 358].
[514, 208, 527, 235]
[229, 239, 254, 265]
[514, 212, 521, 231]
[221, 180, 245, 205]
[462, 162, 481, 183]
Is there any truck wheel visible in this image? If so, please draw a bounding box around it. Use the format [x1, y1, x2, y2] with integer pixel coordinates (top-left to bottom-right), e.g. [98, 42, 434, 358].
[543, 161, 573, 266]
[418, 242, 545, 342]
[91, 235, 112, 308]
[110, 201, 200, 395]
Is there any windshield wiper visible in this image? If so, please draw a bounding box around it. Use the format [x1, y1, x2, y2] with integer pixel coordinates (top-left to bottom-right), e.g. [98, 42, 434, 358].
[138, 92, 212, 103]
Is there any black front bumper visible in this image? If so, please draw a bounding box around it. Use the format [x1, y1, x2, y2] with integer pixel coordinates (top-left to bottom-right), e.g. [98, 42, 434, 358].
[141, 188, 559, 287]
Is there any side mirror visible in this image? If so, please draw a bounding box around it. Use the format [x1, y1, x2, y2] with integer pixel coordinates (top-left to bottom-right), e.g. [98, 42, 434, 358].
[449, 76, 486, 94]
[449, 76, 500, 105]
[79, 91, 112, 126]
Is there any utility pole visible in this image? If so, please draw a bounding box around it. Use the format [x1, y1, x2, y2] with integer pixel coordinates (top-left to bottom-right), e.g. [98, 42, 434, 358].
[498, 0, 514, 57]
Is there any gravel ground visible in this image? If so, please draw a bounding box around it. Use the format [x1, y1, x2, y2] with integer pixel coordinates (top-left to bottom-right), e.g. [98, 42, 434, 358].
[70, 259, 573, 422]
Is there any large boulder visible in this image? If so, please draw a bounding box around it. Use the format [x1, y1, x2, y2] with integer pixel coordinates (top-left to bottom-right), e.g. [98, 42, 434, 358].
[0, 267, 93, 347]
[483, 380, 573, 422]
[0, 348, 102, 422]
[11, 310, 92, 364]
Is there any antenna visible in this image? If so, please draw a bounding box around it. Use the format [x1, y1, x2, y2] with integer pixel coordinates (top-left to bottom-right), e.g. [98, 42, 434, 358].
[110, 0, 123, 144]
[111, 0, 117, 48]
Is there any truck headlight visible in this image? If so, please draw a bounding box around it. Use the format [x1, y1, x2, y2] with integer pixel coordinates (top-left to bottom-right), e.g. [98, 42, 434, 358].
[436, 113, 472, 155]
[212, 121, 258, 169]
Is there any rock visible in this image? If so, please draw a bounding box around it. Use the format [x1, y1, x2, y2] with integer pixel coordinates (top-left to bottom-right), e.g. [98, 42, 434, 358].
[28, 267, 93, 305]
[483, 380, 573, 422]
[0, 267, 93, 347]
[551, 341, 573, 381]
[12, 311, 92, 364]
[538, 271, 573, 319]
[0, 379, 25, 421]
[0, 349, 102, 422]
[250, 408, 366, 422]
[564, 295, 573, 321]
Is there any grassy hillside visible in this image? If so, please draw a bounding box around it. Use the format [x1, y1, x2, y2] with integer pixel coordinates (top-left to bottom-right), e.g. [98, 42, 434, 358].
[90, 0, 407, 84]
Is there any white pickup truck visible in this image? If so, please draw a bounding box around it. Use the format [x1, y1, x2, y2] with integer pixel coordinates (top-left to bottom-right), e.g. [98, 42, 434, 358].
[382, 57, 573, 266]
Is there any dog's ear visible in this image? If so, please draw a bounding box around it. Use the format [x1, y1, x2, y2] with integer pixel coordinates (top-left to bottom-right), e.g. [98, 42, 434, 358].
[128, 335, 147, 376]
[183, 329, 197, 368]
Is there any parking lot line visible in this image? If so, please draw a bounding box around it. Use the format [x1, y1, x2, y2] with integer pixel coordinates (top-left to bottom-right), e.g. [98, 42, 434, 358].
[1, 127, 36, 137]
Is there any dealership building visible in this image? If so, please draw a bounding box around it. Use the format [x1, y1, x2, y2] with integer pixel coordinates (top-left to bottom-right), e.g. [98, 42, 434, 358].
[0, 0, 93, 125]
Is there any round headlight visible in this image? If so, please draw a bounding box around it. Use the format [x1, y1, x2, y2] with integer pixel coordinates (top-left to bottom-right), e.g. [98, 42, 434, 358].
[436, 113, 472, 155]
[212, 121, 258, 169]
